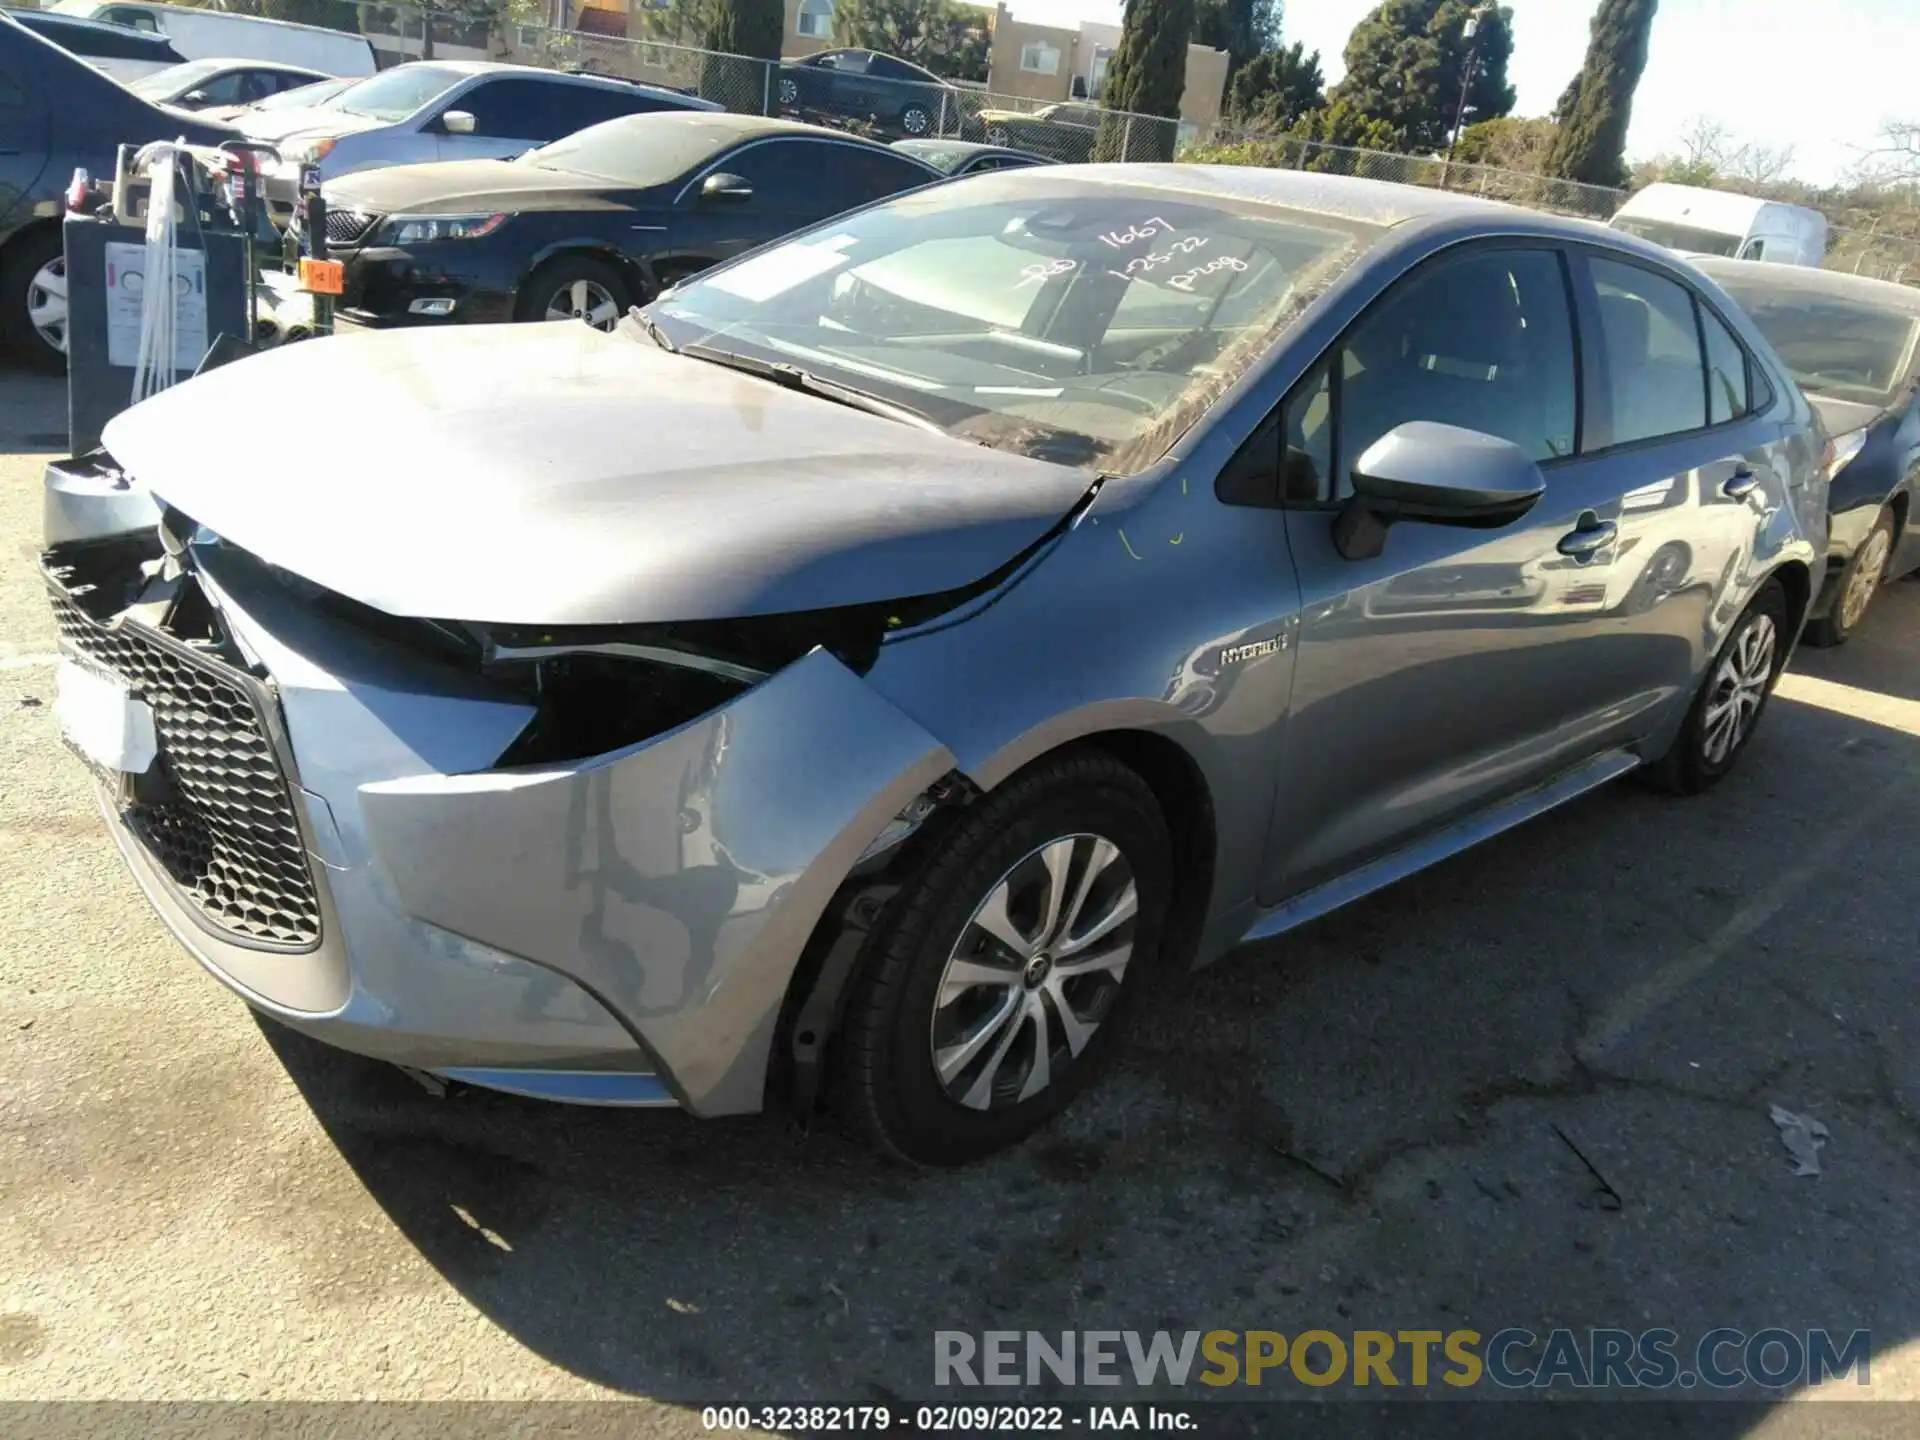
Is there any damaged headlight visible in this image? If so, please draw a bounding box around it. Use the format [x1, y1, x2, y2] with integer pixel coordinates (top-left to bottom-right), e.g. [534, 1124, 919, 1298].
[380, 213, 509, 245]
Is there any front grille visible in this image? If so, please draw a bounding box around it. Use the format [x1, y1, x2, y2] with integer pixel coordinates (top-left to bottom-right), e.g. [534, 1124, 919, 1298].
[324, 207, 377, 245]
[50, 592, 321, 948]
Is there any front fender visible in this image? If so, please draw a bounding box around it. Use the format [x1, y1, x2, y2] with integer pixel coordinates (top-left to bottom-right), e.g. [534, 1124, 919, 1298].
[359, 649, 955, 1115]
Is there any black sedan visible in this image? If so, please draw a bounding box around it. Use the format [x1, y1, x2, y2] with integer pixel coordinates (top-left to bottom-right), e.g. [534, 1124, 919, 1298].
[776, 47, 955, 139]
[1700, 258, 1920, 645]
[319, 113, 943, 331]
[890, 138, 1055, 176]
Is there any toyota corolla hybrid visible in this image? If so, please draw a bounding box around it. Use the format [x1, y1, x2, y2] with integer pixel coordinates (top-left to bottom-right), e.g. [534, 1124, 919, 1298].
[46, 168, 1829, 1165]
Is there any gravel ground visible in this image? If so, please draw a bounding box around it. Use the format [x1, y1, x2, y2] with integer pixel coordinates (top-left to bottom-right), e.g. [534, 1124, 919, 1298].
[1, 366, 1917, 1435]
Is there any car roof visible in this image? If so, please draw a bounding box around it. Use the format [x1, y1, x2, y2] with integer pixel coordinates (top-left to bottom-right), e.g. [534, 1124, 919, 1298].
[1691, 256, 1920, 316]
[8, 6, 168, 38]
[168, 55, 326, 72]
[395, 58, 722, 107]
[1001, 163, 1541, 229]
[657, 111, 922, 149]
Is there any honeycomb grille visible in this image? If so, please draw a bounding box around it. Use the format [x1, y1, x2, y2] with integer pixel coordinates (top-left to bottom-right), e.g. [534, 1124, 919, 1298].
[324, 207, 377, 245]
[50, 592, 321, 948]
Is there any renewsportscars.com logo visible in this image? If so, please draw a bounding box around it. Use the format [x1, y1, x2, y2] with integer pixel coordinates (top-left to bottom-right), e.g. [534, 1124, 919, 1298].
[934, 1328, 1872, 1391]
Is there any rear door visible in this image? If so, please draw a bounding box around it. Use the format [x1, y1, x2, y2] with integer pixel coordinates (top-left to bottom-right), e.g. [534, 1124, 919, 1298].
[1263, 243, 1644, 900]
[1571, 247, 1792, 699]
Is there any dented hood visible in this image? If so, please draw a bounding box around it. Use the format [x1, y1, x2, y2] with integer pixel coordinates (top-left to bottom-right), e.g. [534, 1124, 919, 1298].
[102, 323, 1094, 626]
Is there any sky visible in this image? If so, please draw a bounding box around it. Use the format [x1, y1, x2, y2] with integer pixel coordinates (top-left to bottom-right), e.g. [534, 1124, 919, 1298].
[1001, 0, 1919, 184]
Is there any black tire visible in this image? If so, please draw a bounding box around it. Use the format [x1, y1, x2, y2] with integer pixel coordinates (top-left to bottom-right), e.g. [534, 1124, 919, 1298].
[1804, 507, 1895, 648]
[836, 751, 1172, 1166]
[1644, 576, 1788, 796]
[513, 253, 638, 331]
[1, 227, 67, 374]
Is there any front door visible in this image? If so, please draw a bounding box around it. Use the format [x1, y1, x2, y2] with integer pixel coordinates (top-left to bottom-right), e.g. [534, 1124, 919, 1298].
[1264, 244, 1638, 901]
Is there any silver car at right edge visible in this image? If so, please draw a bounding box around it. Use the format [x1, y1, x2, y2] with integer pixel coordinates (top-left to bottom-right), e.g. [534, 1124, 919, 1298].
[51, 168, 1832, 1166]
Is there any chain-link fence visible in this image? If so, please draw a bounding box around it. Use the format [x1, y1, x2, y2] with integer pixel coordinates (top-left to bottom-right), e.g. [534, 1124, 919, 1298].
[1177, 127, 1626, 221]
[319, 5, 1920, 287]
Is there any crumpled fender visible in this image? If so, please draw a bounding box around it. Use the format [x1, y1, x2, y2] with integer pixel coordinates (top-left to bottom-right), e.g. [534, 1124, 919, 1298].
[359, 649, 957, 1116]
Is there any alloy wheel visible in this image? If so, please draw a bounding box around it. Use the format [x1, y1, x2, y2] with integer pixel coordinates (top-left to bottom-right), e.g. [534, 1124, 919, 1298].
[1839, 527, 1893, 631]
[929, 833, 1137, 1111]
[28, 257, 67, 355]
[1701, 612, 1777, 765]
[901, 105, 931, 136]
[545, 278, 621, 331]
[778, 77, 799, 106]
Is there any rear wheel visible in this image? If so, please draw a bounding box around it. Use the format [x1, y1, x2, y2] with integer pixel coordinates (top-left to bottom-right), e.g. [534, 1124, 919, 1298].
[1644, 577, 1787, 795]
[899, 103, 933, 136]
[1, 228, 68, 373]
[515, 254, 636, 332]
[1804, 507, 1895, 648]
[836, 752, 1171, 1166]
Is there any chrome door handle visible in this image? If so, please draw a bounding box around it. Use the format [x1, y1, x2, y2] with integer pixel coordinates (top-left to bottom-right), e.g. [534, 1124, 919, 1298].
[1724, 467, 1760, 499]
[1558, 519, 1617, 559]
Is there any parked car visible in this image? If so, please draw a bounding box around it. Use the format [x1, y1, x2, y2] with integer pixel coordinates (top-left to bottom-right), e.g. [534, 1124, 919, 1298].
[970, 102, 1103, 162]
[1698, 257, 1920, 644]
[314, 113, 940, 328]
[236, 61, 721, 226]
[5, 5, 183, 80]
[49, 0, 375, 76]
[0, 14, 235, 369]
[196, 73, 356, 124]
[776, 47, 954, 138]
[891, 138, 1054, 176]
[52, 168, 1829, 1165]
[1610, 183, 1828, 267]
[127, 56, 331, 111]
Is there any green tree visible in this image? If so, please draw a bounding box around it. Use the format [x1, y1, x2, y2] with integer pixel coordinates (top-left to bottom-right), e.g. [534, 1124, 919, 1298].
[1095, 0, 1197, 162]
[1226, 40, 1324, 126]
[1452, 113, 1556, 170]
[1191, 0, 1282, 76]
[1544, 0, 1657, 187]
[702, 0, 783, 110]
[833, 0, 990, 83]
[1329, 0, 1515, 154]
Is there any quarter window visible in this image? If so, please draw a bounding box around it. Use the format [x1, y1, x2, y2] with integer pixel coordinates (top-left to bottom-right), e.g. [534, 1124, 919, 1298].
[1334, 248, 1579, 498]
[1700, 304, 1751, 424]
[1591, 258, 1709, 444]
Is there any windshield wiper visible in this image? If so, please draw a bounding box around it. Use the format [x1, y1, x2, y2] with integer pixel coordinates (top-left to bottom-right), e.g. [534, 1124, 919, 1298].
[679, 343, 944, 434]
[634, 310, 677, 353]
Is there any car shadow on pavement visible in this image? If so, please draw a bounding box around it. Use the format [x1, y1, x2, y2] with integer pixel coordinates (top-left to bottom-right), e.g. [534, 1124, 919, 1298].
[259, 586, 1920, 1432]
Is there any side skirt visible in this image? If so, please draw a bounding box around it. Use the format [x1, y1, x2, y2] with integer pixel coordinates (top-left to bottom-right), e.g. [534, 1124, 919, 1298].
[1239, 749, 1642, 946]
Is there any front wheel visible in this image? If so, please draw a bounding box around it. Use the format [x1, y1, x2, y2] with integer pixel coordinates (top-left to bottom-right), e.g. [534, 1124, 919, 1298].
[1804, 507, 1895, 648]
[514, 254, 636, 332]
[1644, 577, 1787, 795]
[835, 752, 1172, 1166]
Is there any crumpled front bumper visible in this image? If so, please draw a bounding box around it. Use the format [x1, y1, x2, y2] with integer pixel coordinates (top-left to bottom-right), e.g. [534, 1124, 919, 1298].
[61, 541, 955, 1116]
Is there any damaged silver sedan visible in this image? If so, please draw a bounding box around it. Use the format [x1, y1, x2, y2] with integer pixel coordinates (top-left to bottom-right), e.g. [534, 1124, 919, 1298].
[46, 167, 1829, 1163]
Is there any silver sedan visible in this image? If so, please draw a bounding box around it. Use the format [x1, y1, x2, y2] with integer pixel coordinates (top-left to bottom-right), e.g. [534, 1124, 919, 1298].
[46, 165, 1829, 1164]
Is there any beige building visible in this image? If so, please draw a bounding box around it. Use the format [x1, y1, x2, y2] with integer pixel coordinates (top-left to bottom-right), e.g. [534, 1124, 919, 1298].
[986, 7, 1228, 128]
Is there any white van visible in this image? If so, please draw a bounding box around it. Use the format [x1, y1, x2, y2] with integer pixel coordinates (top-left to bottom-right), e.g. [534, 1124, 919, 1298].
[1609, 183, 1828, 267]
[49, 1, 375, 76]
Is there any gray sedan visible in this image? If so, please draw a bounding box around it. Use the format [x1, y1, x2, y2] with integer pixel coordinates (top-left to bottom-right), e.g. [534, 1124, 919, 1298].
[47, 166, 1829, 1164]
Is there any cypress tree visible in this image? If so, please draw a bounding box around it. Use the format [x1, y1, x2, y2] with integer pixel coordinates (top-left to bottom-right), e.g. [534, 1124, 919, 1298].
[704, 0, 785, 112]
[1095, 0, 1197, 162]
[1544, 0, 1658, 187]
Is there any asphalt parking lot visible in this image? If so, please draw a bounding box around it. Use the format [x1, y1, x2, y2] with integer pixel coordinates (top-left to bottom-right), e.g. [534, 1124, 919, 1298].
[1, 364, 1917, 1433]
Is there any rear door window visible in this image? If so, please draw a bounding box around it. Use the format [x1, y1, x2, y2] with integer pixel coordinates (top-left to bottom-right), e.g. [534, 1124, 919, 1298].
[1591, 257, 1709, 444]
[1700, 304, 1751, 425]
